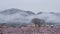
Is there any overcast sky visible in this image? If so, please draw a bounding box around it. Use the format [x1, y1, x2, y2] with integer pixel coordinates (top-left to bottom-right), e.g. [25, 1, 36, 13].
[0, 0, 60, 13]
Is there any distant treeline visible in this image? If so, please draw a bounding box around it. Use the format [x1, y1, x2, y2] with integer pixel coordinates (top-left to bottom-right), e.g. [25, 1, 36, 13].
[0, 23, 28, 27]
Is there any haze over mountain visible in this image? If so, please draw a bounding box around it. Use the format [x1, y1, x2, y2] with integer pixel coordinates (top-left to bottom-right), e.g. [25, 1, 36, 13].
[0, 8, 35, 15]
[36, 12, 60, 23]
[0, 8, 60, 25]
[0, 8, 35, 23]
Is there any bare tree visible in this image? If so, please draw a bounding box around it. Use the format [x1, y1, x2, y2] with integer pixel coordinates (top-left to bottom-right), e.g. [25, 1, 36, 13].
[31, 18, 45, 33]
[31, 18, 45, 27]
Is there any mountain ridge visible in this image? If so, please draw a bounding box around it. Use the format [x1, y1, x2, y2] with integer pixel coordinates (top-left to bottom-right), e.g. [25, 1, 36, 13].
[0, 8, 60, 24]
[0, 8, 35, 15]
